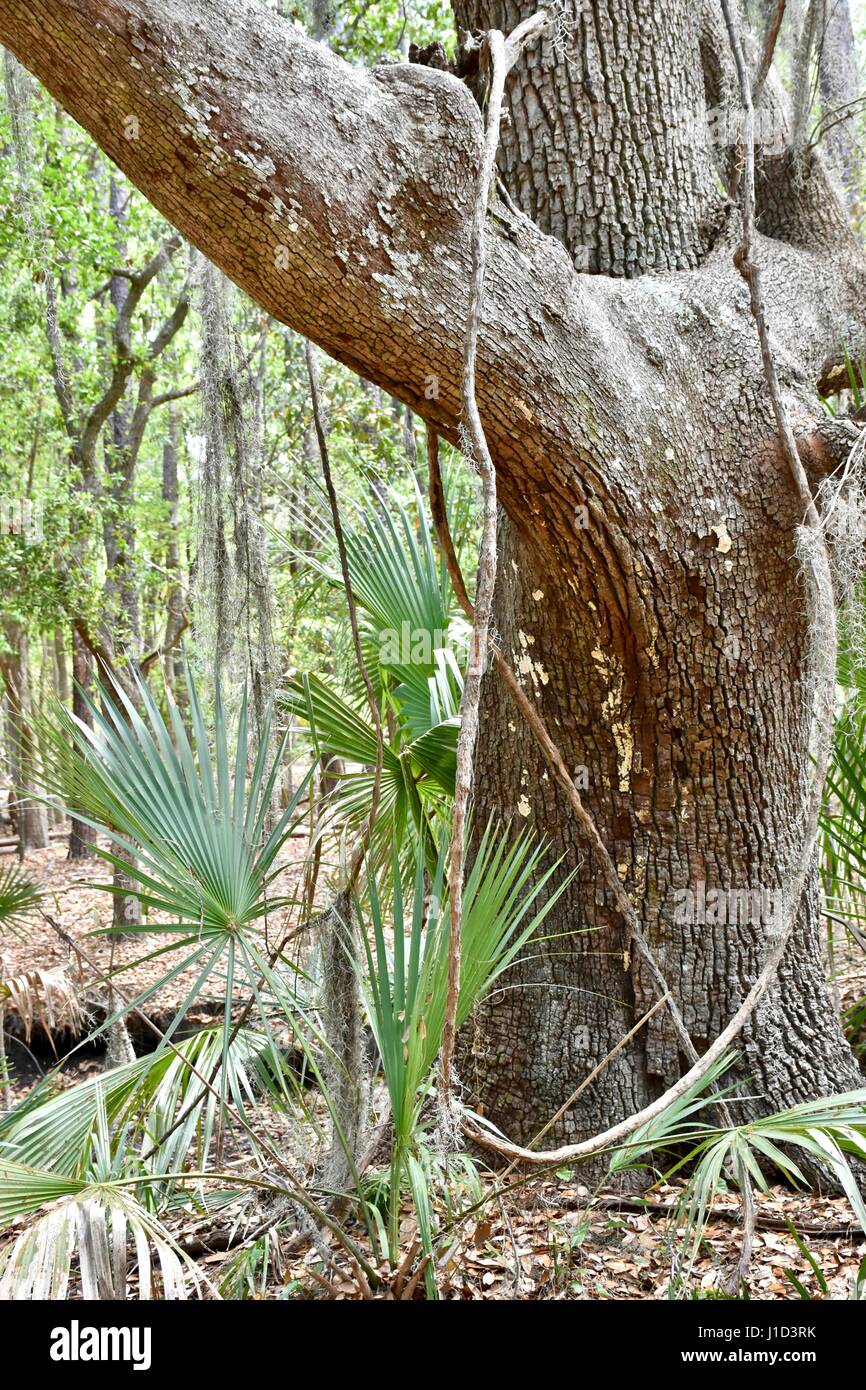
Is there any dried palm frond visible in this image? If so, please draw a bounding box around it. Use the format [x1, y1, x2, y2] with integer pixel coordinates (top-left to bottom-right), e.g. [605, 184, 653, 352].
[0, 1161, 209, 1300]
[0, 966, 83, 1044]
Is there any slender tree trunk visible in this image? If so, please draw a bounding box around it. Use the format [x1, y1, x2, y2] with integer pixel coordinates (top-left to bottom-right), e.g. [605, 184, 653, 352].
[161, 410, 185, 699]
[39, 635, 64, 828]
[102, 176, 144, 931]
[68, 626, 97, 860]
[53, 628, 69, 706]
[817, 0, 863, 220]
[0, 621, 49, 853]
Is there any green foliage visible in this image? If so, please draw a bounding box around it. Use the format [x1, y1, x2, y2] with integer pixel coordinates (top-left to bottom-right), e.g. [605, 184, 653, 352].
[822, 701, 866, 919]
[277, 474, 472, 866]
[219, 1231, 284, 1299]
[40, 668, 306, 938]
[781, 1217, 830, 1299]
[363, 825, 568, 1145]
[0, 1028, 286, 1182]
[819, 574, 866, 1053]
[359, 823, 570, 1290]
[31, 668, 326, 1137]
[612, 1056, 866, 1290]
[0, 863, 42, 935]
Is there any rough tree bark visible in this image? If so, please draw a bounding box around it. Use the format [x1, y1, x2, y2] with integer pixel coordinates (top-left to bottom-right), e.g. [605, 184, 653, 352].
[68, 627, 97, 860]
[104, 172, 144, 930]
[1, 0, 864, 1149]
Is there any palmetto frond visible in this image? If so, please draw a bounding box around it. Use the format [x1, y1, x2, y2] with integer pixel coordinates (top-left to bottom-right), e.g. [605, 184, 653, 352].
[0, 966, 83, 1044]
[0, 864, 42, 937]
[361, 821, 570, 1140]
[610, 1060, 866, 1285]
[39, 669, 306, 937]
[275, 474, 469, 863]
[0, 1027, 285, 1179]
[28, 668, 319, 1146]
[0, 1161, 208, 1300]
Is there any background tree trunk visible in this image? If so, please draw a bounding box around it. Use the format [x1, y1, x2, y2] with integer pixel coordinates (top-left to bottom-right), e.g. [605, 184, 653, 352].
[1, 620, 49, 853]
[817, 0, 863, 220]
[104, 174, 144, 931]
[161, 410, 185, 701]
[67, 626, 96, 860]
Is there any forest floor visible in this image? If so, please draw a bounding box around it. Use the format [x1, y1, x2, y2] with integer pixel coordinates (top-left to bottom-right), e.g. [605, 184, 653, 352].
[0, 833, 313, 1038]
[2, 836, 865, 1300]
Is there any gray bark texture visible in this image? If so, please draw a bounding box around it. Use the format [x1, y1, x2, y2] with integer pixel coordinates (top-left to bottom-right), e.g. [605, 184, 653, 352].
[816, 0, 864, 216]
[1, 0, 864, 1150]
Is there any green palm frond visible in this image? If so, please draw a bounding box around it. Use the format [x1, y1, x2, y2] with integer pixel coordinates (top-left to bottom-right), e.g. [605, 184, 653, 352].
[358, 820, 570, 1287]
[39, 669, 307, 936]
[676, 1092, 866, 1281]
[275, 474, 468, 731]
[610, 1069, 866, 1288]
[821, 701, 866, 928]
[281, 672, 400, 772]
[280, 671, 457, 869]
[275, 468, 473, 876]
[279, 480, 455, 660]
[363, 822, 570, 1139]
[0, 1027, 285, 1180]
[0, 864, 42, 936]
[29, 668, 322, 1146]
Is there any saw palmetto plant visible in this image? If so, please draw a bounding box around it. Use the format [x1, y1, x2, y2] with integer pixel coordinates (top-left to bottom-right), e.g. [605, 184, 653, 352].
[277, 474, 472, 865]
[0, 1086, 211, 1300]
[0, 864, 42, 936]
[610, 1054, 866, 1291]
[36, 668, 316, 1085]
[358, 822, 570, 1292]
[0, 1026, 287, 1182]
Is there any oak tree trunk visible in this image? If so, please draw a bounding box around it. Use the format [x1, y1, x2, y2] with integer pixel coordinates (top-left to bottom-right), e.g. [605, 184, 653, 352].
[455, 0, 864, 1144]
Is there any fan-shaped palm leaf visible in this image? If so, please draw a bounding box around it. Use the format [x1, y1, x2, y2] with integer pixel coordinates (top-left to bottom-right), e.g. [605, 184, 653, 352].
[0, 1161, 208, 1299]
[31, 669, 321, 1147]
[357, 820, 571, 1284]
[0, 1027, 285, 1180]
[609, 1063, 866, 1288]
[0, 864, 41, 936]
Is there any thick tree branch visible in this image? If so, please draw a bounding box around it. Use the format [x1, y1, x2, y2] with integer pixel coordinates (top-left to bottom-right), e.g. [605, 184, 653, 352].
[0, 0, 587, 487]
[1, 0, 862, 548]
